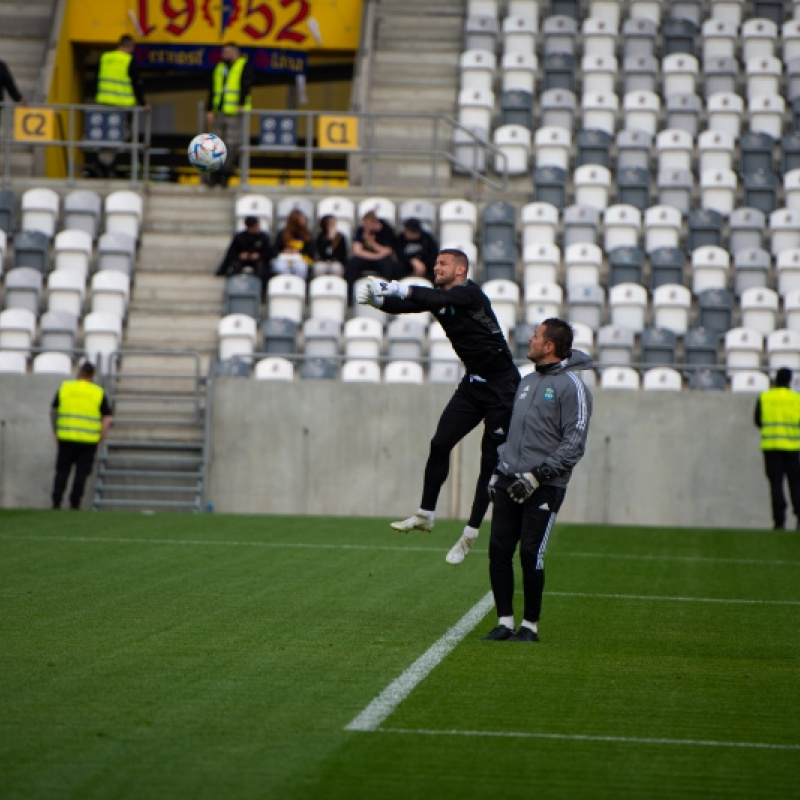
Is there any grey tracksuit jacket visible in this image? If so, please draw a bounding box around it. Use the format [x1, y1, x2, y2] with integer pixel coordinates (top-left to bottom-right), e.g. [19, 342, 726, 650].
[496, 350, 594, 488]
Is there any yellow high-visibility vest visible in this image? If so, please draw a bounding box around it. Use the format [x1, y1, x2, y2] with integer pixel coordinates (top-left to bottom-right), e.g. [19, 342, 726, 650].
[56, 381, 105, 444]
[211, 57, 252, 115]
[760, 387, 800, 451]
[96, 50, 135, 107]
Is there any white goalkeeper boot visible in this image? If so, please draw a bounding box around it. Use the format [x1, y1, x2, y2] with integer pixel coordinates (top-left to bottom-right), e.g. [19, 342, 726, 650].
[445, 527, 479, 565]
[390, 511, 434, 533]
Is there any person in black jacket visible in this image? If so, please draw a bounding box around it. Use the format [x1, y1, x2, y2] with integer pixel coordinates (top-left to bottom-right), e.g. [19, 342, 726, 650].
[359, 248, 520, 565]
[314, 214, 348, 277]
[216, 216, 271, 298]
[394, 218, 438, 282]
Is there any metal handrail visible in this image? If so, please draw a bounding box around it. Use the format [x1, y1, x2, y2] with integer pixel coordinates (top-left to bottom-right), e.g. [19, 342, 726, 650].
[0, 101, 151, 186]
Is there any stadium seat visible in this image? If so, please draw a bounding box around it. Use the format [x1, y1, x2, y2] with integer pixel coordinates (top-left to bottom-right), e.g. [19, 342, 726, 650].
[571, 320, 594, 356]
[0, 350, 27, 373]
[687, 209, 724, 253]
[343, 317, 383, 359]
[698, 130, 735, 174]
[254, 357, 294, 381]
[740, 287, 779, 334]
[522, 243, 560, 285]
[597, 324, 635, 365]
[700, 169, 738, 216]
[525, 282, 563, 326]
[684, 327, 720, 367]
[707, 93, 744, 138]
[770, 209, 800, 256]
[663, 18, 698, 56]
[691, 246, 730, 295]
[0, 229, 5, 276]
[777, 250, 800, 296]
[643, 367, 683, 391]
[573, 165, 612, 211]
[218, 313, 257, 362]
[749, 95, 785, 140]
[512, 322, 535, 359]
[0, 307, 36, 355]
[0, 188, 15, 234]
[649, 247, 686, 290]
[341, 359, 381, 383]
[767, 328, 800, 371]
[657, 169, 694, 215]
[464, 14, 499, 52]
[397, 200, 437, 234]
[500, 87, 535, 127]
[63, 190, 102, 239]
[688, 368, 727, 390]
[386, 318, 425, 361]
[302, 318, 340, 358]
[493, 125, 531, 175]
[539, 88, 576, 131]
[568, 284, 605, 331]
[582, 17, 616, 58]
[4, 267, 42, 315]
[582, 55, 617, 95]
[104, 191, 143, 240]
[576, 128, 612, 168]
[54, 229, 92, 279]
[782, 132, 800, 174]
[616, 166, 651, 210]
[697, 288, 734, 333]
[616, 130, 652, 171]
[82, 311, 123, 373]
[482, 279, 519, 336]
[460, 49, 496, 93]
[734, 248, 771, 295]
[563, 205, 600, 248]
[644, 205, 682, 253]
[542, 15, 577, 55]
[428, 321, 459, 361]
[39, 310, 77, 353]
[725, 327, 764, 374]
[90, 271, 130, 318]
[742, 19, 778, 61]
[729, 208, 766, 255]
[215, 358, 252, 378]
[581, 93, 618, 138]
[458, 87, 494, 133]
[224, 274, 261, 321]
[731, 370, 770, 392]
[267, 274, 306, 325]
[534, 126, 571, 171]
[564, 243, 602, 292]
[623, 55, 659, 94]
[32, 351, 72, 375]
[663, 53, 699, 97]
[429, 361, 463, 384]
[261, 317, 298, 356]
[384, 360, 424, 384]
[440, 200, 477, 245]
[745, 56, 781, 100]
[308, 275, 347, 324]
[46, 269, 85, 319]
[521, 202, 558, 251]
[653, 284, 692, 334]
[317, 197, 355, 239]
[785, 289, 800, 332]
[504, 14, 538, 53]
[533, 166, 568, 210]
[702, 18, 737, 60]
[453, 127, 488, 174]
[97, 232, 135, 276]
[622, 17, 658, 57]
[481, 202, 517, 249]
[608, 246, 645, 287]
[665, 93, 702, 137]
[235, 194, 273, 232]
[740, 131, 775, 175]
[641, 327, 678, 365]
[603, 205, 641, 252]
[12, 230, 49, 273]
[600, 366, 641, 389]
[21, 187, 59, 238]
[482, 240, 517, 282]
[276, 197, 315, 230]
[657, 129, 693, 172]
[710, 0, 744, 25]
[622, 91, 660, 137]
[358, 198, 397, 228]
[609, 283, 648, 331]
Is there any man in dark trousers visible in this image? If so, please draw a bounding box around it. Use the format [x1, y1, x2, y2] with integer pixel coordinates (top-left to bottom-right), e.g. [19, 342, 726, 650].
[359, 248, 520, 565]
[51, 362, 113, 510]
[394, 218, 438, 282]
[754, 367, 800, 529]
[216, 215, 271, 298]
[482, 319, 593, 642]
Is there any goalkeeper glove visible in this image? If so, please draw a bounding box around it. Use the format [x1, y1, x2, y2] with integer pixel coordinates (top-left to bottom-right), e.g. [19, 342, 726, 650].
[487, 473, 499, 502]
[357, 279, 384, 308]
[507, 472, 539, 504]
[373, 279, 409, 299]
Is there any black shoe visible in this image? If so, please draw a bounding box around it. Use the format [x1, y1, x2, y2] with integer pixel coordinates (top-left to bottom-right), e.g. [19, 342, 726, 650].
[774, 523, 785, 530]
[481, 625, 515, 641]
[509, 627, 540, 642]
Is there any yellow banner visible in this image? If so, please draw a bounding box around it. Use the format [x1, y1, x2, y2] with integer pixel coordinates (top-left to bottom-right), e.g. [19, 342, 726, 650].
[318, 115, 358, 150]
[14, 108, 56, 142]
[64, 0, 362, 51]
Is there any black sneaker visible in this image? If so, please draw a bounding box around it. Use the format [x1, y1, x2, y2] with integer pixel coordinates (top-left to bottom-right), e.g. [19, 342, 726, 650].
[509, 627, 540, 642]
[481, 625, 515, 641]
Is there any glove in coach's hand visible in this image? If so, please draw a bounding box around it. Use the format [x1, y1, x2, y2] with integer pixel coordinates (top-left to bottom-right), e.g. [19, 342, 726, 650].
[507, 472, 538, 504]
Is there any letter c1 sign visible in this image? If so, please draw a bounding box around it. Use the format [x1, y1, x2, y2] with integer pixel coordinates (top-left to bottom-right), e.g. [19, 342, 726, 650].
[318, 116, 359, 150]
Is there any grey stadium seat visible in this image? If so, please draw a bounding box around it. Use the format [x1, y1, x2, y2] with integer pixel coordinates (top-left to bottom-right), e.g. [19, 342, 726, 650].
[261, 317, 298, 356]
[729, 208, 766, 254]
[622, 18, 657, 59]
[481, 201, 517, 248]
[534, 166, 568, 210]
[689, 368, 726, 390]
[482, 240, 517, 282]
[608, 246, 645, 287]
[641, 327, 678, 365]
[225, 274, 262, 321]
[63, 190, 102, 239]
[662, 18, 697, 56]
[597, 325, 635, 365]
[683, 327, 720, 366]
[543, 53, 575, 92]
[4, 267, 43, 314]
[500, 91, 534, 130]
[742, 169, 778, 215]
[650, 247, 686, 290]
[697, 288, 734, 334]
[782, 132, 800, 175]
[616, 130, 652, 170]
[12, 230, 49, 273]
[733, 248, 771, 295]
[542, 16, 577, 56]
[704, 57, 738, 99]
[623, 55, 658, 94]
[39, 309, 78, 353]
[576, 129, 611, 169]
[616, 167, 651, 210]
[567, 284, 605, 331]
[563, 205, 600, 248]
[300, 357, 338, 380]
[0, 189, 15, 234]
[215, 358, 252, 378]
[687, 209, 724, 253]
[739, 132, 775, 175]
[97, 232, 136, 275]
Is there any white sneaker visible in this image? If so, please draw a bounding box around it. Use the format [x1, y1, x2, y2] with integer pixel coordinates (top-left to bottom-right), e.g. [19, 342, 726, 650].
[446, 534, 476, 565]
[390, 514, 434, 533]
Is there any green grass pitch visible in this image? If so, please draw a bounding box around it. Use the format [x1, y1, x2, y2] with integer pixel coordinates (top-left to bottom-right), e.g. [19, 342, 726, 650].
[1, 510, 798, 800]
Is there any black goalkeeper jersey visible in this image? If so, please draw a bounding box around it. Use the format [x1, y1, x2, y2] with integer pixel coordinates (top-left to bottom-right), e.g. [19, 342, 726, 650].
[381, 279, 516, 377]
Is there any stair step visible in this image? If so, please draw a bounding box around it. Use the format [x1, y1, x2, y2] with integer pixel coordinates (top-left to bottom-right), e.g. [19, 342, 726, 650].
[93, 498, 200, 510]
[99, 469, 204, 480]
[106, 440, 203, 450]
[97, 484, 200, 495]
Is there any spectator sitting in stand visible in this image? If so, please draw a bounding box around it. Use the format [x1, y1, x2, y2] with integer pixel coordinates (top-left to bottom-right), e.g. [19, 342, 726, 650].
[271, 209, 316, 280]
[216, 215, 271, 299]
[395, 217, 438, 283]
[314, 214, 348, 278]
[345, 211, 396, 301]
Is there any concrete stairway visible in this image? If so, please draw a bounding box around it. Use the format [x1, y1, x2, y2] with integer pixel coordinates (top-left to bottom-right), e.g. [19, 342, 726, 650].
[361, 0, 464, 188]
[0, 0, 58, 177]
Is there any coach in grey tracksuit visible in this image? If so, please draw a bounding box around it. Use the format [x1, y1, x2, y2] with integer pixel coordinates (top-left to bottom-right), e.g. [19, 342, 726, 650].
[483, 318, 593, 642]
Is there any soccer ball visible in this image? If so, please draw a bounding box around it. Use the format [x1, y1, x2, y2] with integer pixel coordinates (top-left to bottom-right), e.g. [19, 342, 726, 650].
[188, 133, 227, 173]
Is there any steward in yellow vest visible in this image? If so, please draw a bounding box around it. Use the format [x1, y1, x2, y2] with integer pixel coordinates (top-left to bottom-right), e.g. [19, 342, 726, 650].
[754, 367, 800, 529]
[51, 362, 113, 510]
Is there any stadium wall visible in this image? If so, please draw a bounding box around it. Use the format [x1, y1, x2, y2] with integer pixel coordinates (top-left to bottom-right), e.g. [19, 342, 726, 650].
[0, 376, 770, 529]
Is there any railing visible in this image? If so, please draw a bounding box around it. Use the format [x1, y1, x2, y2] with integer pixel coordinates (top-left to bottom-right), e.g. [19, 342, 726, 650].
[0, 101, 152, 186]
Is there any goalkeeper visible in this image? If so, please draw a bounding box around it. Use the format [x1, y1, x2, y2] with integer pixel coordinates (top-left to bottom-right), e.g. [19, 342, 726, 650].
[359, 248, 520, 565]
[482, 318, 593, 642]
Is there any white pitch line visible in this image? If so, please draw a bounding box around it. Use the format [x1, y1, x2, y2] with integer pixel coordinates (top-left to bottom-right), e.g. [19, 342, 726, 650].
[548, 591, 800, 607]
[378, 727, 800, 751]
[345, 592, 495, 732]
[556, 551, 800, 567]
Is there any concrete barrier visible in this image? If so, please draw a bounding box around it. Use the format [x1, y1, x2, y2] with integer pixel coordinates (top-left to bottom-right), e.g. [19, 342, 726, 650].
[0, 375, 772, 529]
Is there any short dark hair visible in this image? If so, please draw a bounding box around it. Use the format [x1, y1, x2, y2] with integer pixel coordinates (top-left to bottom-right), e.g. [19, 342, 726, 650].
[78, 362, 96, 379]
[439, 248, 469, 271]
[776, 367, 793, 387]
[244, 215, 259, 228]
[539, 318, 573, 359]
[119, 35, 135, 47]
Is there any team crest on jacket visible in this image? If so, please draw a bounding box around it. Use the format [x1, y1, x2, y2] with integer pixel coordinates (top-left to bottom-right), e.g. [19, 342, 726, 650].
[543, 387, 555, 401]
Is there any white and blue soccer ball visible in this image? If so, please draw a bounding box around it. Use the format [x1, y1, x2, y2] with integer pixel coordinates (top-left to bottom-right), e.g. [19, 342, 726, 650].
[188, 133, 227, 173]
